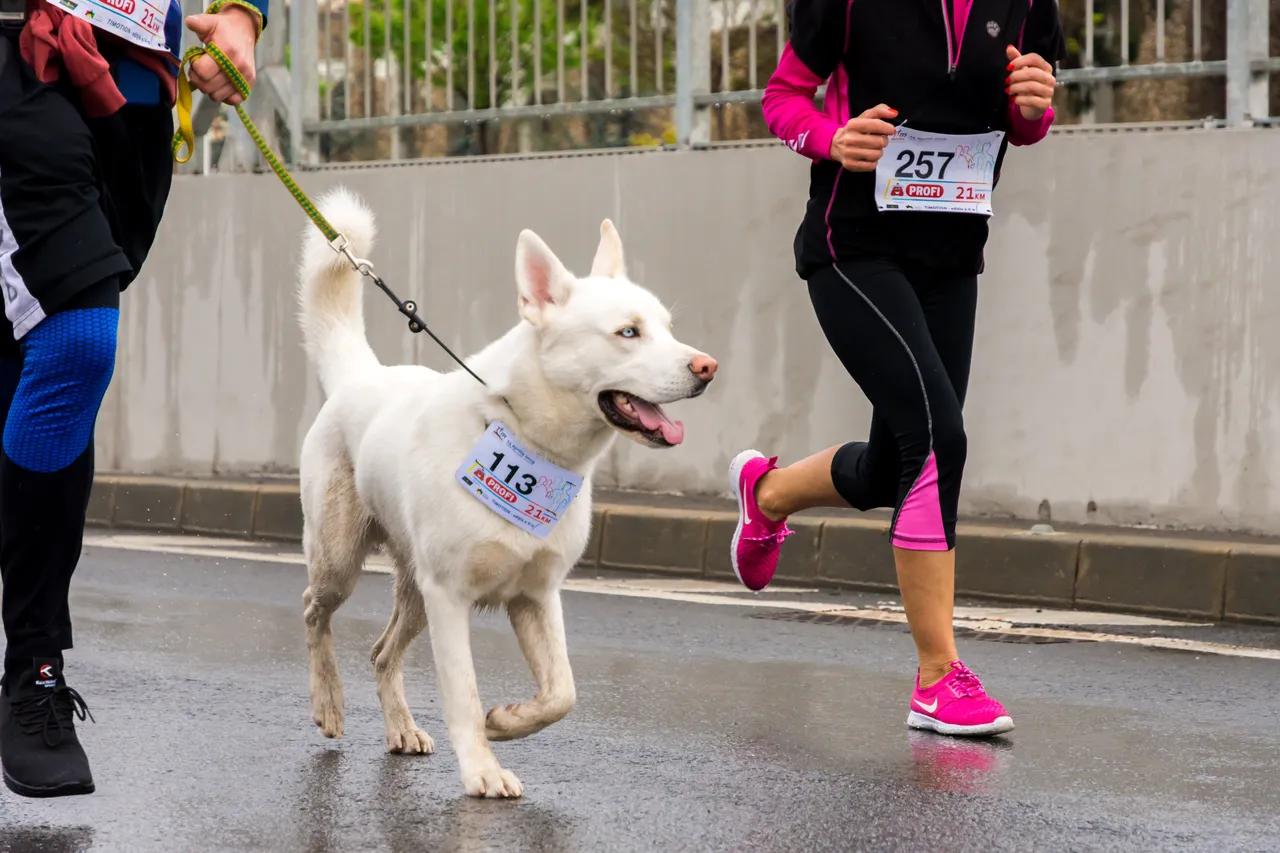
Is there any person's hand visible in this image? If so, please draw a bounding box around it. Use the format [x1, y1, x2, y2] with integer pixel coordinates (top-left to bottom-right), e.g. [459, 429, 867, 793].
[185, 6, 260, 106]
[828, 104, 898, 172]
[1005, 45, 1056, 121]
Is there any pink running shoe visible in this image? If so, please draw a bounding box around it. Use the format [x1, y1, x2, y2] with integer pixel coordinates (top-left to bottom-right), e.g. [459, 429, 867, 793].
[907, 660, 1014, 737]
[729, 450, 793, 591]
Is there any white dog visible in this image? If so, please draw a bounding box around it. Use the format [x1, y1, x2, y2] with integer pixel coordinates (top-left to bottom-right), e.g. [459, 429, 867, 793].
[296, 189, 716, 798]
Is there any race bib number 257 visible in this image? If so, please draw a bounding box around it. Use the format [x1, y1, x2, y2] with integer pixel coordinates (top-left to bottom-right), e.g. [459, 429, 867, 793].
[875, 128, 1005, 216]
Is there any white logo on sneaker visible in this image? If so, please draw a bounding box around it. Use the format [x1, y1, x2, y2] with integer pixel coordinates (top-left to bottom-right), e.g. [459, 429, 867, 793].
[914, 697, 939, 714]
[740, 478, 753, 526]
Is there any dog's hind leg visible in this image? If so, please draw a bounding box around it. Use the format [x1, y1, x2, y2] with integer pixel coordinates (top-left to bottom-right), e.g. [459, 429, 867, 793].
[302, 457, 377, 739]
[372, 552, 435, 755]
[485, 589, 577, 742]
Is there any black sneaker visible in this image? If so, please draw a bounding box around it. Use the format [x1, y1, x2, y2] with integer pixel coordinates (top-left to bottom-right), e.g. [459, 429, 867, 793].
[0, 658, 95, 797]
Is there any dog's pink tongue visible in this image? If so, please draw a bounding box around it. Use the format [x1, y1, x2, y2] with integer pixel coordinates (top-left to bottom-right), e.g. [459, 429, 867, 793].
[630, 399, 685, 445]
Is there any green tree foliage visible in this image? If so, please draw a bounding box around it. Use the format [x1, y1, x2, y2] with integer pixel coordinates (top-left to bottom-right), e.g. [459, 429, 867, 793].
[349, 0, 665, 111]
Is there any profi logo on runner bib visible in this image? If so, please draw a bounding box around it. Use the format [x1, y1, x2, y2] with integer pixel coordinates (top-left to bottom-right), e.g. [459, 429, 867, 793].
[43, 0, 168, 52]
[455, 422, 583, 539]
[875, 127, 1005, 216]
[891, 184, 946, 200]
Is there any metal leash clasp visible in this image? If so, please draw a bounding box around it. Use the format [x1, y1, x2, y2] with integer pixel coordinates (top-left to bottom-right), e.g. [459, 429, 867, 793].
[329, 234, 375, 279]
[327, 233, 426, 334]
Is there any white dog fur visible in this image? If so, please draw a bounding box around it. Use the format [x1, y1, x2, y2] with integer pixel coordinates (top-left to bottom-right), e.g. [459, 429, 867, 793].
[297, 188, 715, 798]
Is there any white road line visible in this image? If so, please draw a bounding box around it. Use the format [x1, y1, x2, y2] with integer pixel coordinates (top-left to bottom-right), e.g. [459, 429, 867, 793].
[84, 532, 1280, 662]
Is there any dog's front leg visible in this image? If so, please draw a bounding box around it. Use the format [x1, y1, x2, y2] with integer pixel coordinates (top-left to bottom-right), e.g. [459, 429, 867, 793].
[424, 590, 524, 799]
[486, 590, 576, 741]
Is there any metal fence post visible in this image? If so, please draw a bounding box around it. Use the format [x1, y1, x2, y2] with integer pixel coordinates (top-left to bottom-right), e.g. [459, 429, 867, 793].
[1226, 0, 1269, 125]
[289, 0, 321, 163]
[675, 0, 710, 147]
[1246, 0, 1270, 122]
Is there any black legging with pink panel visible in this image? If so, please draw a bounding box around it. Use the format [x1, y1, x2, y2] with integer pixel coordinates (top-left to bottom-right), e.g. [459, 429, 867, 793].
[808, 258, 977, 551]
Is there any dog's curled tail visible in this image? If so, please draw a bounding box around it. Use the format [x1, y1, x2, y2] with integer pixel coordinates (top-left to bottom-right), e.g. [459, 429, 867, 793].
[298, 187, 381, 394]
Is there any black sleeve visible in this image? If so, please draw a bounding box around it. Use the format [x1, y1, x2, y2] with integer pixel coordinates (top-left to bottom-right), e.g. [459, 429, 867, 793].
[1023, 0, 1066, 68]
[788, 0, 849, 79]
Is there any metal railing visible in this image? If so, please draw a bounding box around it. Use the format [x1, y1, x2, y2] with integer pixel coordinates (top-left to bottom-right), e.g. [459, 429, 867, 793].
[1058, 0, 1278, 124]
[190, 0, 1278, 169]
[293, 0, 749, 156]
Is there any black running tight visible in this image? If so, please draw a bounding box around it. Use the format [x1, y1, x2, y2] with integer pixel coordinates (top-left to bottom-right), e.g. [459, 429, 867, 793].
[807, 259, 977, 551]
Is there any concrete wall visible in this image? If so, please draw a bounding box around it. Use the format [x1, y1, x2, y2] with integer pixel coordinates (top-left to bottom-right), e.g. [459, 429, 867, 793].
[98, 128, 1280, 535]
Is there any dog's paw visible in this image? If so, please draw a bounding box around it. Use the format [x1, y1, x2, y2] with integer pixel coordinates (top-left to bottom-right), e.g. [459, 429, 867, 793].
[313, 706, 344, 739]
[310, 670, 345, 738]
[461, 764, 524, 799]
[312, 695, 344, 738]
[485, 696, 572, 741]
[484, 703, 527, 741]
[386, 726, 435, 755]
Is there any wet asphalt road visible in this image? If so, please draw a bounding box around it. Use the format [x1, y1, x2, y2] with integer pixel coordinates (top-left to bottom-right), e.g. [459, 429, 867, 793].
[1, 541, 1279, 852]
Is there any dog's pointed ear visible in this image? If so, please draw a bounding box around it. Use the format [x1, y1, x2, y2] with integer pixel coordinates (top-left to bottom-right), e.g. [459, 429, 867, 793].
[590, 219, 626, 279]
[516, 229, 573, 325]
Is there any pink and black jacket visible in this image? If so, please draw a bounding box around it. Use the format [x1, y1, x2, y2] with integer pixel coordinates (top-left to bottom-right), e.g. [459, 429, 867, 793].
[765, 0, 1065, 277]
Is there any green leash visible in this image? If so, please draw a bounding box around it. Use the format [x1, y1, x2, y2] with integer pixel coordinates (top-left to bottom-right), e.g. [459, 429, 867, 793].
[171, 42, 489, 387]
[173, 43, 340, 242]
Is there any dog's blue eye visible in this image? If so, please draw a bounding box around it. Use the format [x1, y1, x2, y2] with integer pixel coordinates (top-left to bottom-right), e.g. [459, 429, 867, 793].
[617, 326, 640, 339]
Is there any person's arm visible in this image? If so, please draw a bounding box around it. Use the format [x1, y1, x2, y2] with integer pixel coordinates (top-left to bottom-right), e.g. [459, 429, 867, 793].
[761, 0, 848, 161]
[184, 0, 268, 105]
[1006, 0, 1065, 146]
[763, 46, 842, 161]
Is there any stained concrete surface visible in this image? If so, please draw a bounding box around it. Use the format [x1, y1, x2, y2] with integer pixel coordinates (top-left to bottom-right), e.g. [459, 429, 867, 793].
[1, 542, 1278, 852]
[100, 131, 1280, 534]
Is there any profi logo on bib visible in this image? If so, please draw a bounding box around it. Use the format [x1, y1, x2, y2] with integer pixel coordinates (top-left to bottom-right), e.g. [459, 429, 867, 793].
[102, 0, 137, 13]
[891, 184, 945, 200]
[466, 464, 520, 506]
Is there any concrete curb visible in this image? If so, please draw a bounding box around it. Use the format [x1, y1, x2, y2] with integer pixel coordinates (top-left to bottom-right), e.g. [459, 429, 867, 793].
[87, 475, 1280, 625]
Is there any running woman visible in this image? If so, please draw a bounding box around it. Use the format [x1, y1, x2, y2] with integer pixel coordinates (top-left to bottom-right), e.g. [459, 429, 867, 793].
[0, 0, 264, 796]
[730, 0, 1064, 736]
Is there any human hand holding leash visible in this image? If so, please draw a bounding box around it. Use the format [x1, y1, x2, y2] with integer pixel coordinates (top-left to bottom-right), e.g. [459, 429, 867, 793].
[829, 104, 898, 172]
[1005, 45, 1056, 121]
[184, 5, 260, 105]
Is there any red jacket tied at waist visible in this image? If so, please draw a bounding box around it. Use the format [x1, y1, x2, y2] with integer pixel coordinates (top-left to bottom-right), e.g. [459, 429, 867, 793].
[19, 0, 176, 117]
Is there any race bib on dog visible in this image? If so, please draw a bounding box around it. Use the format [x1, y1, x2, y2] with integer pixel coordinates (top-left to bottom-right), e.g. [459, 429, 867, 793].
[455, 422, 583, 539]
[875, 128, 1005, 216]
[45, 0, 170, 52]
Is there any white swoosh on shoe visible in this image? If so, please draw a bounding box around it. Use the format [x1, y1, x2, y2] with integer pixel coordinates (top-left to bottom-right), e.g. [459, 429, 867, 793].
[913, 697, 939, 714]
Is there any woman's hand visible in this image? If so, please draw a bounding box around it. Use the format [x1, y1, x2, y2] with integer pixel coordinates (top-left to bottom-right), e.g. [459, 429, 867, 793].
[1005, 45, 1056, 121]
[829, 104, 898, 172]
[185, 7, 260, 106]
